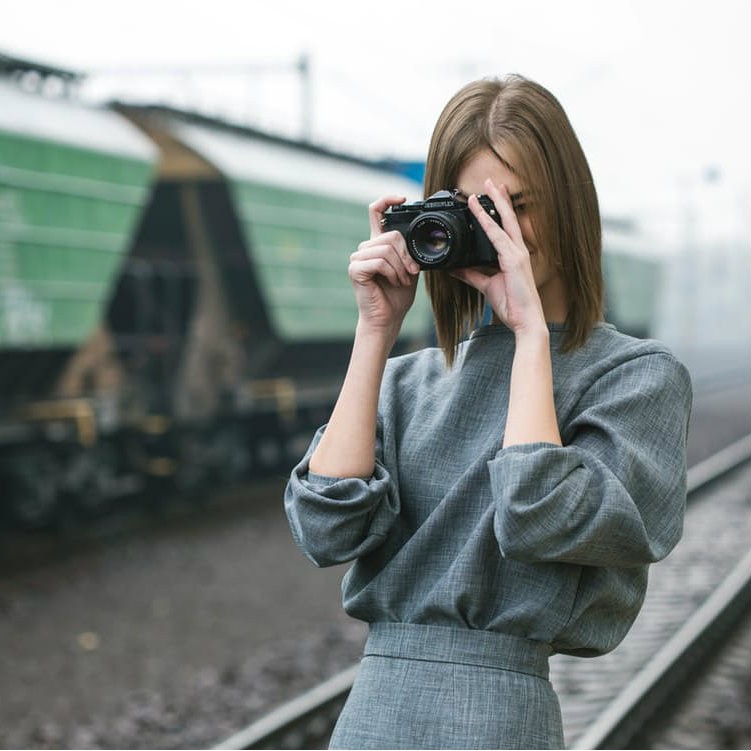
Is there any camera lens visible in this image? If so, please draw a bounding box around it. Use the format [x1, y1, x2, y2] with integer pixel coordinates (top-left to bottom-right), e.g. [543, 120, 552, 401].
[419, 225, 449, 255]
[408, 213, 460, 266]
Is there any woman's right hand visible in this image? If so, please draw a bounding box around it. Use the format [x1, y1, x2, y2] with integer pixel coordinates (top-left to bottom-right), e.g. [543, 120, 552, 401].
[309, 197, 419, 478]
[349, 195, 421, 340]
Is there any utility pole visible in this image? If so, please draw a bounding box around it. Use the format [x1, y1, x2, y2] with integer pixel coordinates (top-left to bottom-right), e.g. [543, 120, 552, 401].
[298, 53, 313, 142]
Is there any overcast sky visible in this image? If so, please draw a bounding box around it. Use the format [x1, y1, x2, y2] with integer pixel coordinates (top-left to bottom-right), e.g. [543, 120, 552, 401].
[1, 0, 749, 248]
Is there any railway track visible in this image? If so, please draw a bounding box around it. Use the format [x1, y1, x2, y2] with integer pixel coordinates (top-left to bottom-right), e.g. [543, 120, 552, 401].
[212, 433, 751, 750]
[624, 601, 751, 749]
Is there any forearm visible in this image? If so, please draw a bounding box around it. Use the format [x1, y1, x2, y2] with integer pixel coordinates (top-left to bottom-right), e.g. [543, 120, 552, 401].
[503, 327, 562, 448]
[309, 323, 395, 478]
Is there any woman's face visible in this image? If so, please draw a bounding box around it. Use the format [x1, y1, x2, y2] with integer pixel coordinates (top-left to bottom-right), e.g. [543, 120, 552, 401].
[455, 148, 568, 319]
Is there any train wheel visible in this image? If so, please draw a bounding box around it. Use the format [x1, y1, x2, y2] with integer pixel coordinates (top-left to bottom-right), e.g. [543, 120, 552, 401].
[256, 437, 283, 472]
[6, 449, 60, 528]
[173, 432, 211, 497]
[211, 425, 252, 482]
[69, 444, 119, 516]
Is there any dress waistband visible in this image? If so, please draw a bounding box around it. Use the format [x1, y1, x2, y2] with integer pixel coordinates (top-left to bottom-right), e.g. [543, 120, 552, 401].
[364, 622, 552, 680]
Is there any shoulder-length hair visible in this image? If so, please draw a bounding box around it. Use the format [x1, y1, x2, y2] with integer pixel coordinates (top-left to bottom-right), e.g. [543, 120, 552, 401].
[423, 75, 604, 366]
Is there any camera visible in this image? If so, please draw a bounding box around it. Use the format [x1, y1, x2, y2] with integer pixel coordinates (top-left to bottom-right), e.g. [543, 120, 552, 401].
[381, 190, 502, 270]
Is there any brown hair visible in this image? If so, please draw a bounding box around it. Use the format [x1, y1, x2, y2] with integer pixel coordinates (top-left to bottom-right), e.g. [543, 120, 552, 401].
[423, 75, 604, 365]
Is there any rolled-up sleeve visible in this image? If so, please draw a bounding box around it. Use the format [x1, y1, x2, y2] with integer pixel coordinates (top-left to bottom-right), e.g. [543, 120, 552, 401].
[284, 423, 400, 567]
[490, 352, 693, 567]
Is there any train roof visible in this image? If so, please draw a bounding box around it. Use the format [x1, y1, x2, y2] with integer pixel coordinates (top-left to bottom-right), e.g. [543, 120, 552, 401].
[0, 51, 84, 82]
[117, 103, 423, 203]
[0, 79, 156, 161]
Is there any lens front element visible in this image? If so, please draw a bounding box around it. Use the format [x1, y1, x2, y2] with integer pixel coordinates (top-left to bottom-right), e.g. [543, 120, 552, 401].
[408, 213, 459, 267]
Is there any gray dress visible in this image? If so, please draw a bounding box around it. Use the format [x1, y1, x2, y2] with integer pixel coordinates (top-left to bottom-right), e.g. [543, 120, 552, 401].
[284, 322, 693, 749]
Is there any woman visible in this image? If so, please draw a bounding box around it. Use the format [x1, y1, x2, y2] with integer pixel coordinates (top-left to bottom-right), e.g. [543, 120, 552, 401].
[284, 75, 692, 750]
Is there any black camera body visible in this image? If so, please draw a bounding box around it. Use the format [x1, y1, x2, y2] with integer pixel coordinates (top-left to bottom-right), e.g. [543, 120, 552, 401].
[382, 190, 502, 269]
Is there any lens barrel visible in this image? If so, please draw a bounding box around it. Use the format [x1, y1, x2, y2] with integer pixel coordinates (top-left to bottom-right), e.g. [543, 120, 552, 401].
[407, 212, 465, 267]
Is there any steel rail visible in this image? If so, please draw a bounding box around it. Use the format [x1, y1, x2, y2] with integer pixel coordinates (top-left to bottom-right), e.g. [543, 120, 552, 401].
[213, 665, 358, 750]
[212, 432, 751, 750]
[576, 546, 751, 750]
[686, 432, 751, 494]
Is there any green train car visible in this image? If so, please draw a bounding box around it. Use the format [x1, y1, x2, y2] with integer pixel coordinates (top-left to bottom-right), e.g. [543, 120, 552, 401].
[0, 77, 158, 525]
[601, 221, 663, 339]
[0, 79, 155, 362]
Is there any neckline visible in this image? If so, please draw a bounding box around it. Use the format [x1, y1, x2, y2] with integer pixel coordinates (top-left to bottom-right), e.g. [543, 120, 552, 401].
[469, 321, 615, 339]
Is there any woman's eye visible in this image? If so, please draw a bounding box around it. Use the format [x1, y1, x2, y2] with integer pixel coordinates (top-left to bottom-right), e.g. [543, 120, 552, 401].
[513, 203, 527, 215]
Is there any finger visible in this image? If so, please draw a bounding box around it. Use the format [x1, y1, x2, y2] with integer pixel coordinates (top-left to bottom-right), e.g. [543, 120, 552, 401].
[468, 193, 512, 253]
[349, 257, 402, 288]
[375, 230, 420, 274]
[351, 243, 412, 286]
[484, 179, 524, 247]
[369, 195, 407, 239]
[355, 234, 420, 277]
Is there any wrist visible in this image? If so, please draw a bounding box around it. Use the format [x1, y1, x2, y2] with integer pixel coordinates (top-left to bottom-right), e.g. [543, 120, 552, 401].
[355, 319, 400, 352]
[513, 320, 550, 346]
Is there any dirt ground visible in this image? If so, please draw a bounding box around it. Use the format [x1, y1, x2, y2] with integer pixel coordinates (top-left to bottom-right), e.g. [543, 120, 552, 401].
[0, 478, 367, 749]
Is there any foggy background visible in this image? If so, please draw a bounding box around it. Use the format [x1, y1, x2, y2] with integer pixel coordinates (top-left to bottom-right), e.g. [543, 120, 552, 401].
[1, 0, 749, 253]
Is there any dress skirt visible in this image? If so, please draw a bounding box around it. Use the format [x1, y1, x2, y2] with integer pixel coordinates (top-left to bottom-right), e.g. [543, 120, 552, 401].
[329, 623, 564, 750]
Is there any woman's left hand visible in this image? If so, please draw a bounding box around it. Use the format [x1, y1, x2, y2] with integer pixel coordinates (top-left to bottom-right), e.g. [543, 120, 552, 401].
[451, 178, 546, 337]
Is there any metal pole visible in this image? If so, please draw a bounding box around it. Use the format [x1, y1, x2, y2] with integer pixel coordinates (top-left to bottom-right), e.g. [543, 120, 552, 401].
[298, 53, 312, 141]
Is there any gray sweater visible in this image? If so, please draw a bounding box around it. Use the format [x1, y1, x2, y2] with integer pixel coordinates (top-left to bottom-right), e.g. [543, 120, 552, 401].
[285, 322, 693, 656]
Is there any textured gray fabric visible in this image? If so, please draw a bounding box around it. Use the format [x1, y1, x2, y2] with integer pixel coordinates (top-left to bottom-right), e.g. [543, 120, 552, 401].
[284, 321, 692, 747]
[330, 623, 563, 749]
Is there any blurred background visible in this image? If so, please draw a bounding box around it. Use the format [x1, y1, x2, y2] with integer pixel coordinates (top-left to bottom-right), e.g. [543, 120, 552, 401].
[0, 1, 749, 748]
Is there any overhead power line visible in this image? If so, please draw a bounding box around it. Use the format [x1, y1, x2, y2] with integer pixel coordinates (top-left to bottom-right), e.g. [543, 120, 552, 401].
[87, 54, 313, 141]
